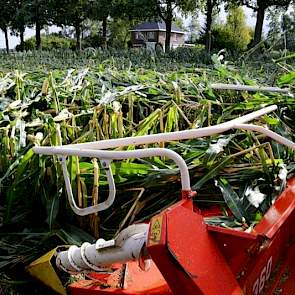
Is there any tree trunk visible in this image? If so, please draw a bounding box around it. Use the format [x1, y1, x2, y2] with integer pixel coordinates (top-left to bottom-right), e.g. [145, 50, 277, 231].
[20, 28, 25, 52]
[102, 16, 107, 48]
[4, 27, 9, 54]
[205, 0, 213, 53]
[163, 0, 173, 52]
[75, 21, 81, 51]
[165, 18, 172, 52]
[253, 4, 265, 47]
[36, 18, 42, 50]
[102, 17, 107, 38]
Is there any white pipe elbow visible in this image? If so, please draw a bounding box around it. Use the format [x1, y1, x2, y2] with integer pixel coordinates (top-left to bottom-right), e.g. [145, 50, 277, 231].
[56, 223, 149, 273]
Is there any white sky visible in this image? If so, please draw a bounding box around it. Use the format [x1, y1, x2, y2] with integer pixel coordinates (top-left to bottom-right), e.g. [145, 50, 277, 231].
[0, 7, 262, 49]
[0, 26, 61, 49]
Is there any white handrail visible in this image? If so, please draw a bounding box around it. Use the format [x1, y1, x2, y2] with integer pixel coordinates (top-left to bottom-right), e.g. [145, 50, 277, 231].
[34, 105, 277, 152]
[33, 105, 295, 216]
[233, 124, 295, 150]
[60, 157, 116, 216]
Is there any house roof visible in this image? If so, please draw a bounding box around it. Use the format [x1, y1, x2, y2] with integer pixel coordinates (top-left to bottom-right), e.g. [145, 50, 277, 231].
[130, 22, 185, 34]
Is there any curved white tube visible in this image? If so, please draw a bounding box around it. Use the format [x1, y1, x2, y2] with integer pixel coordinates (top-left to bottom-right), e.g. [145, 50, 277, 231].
[60, 157, 116, 216]
[234, 124, 295, 151]
[33, 105, 286, 216]
[56, 223, 149, 273]
[34, 105, 277, 152]
[60, 148, 190, 216]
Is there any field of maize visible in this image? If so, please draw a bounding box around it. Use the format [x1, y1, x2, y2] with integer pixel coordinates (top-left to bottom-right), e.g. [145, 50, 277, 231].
[0, 49, 295, 293]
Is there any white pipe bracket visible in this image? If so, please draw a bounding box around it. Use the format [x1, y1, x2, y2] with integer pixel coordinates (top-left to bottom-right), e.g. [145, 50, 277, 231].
[60, 156, 116, 216]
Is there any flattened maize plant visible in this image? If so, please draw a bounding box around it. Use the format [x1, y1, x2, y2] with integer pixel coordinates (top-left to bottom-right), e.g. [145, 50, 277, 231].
[0, 50, 295, 291]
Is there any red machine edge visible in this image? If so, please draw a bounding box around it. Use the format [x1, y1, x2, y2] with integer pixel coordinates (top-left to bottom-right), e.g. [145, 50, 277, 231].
[68, 178, 295, 295]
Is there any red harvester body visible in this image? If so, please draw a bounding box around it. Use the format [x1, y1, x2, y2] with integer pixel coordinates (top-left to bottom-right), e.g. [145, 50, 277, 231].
[68, 178, 295, 295]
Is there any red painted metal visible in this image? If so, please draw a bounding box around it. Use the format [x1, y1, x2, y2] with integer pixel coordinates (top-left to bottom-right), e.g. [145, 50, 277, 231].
[180, 190, 197, 200]
[68, 178, 295, 295]
[69, 260, 171, 295]
[148, 200, 243, 294]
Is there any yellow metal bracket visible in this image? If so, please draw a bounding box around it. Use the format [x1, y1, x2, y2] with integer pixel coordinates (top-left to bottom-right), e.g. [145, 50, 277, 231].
[26, 246, 69, 295]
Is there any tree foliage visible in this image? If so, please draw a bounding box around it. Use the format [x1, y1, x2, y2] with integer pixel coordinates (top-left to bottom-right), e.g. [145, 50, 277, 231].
[225, 6, 252, 50]
[186, 15, 200, 43]
[267, 6, 295, 51]
[0, 0, 293, 52]
[0, 0, 13, 52]
[240, 0, 292, 47]
[49, 0, 93, 50]
[207, 6, 252, 51]
[24, 0, 51, 49]
[10, 0, 28, 51]
[202, 0, 223, 52]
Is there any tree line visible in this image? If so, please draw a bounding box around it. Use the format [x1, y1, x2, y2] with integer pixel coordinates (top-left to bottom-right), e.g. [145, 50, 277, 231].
[0, 0, 292, 53]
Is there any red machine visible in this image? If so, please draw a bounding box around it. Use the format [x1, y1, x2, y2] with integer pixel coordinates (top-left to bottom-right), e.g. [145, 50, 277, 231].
[66, 179, 295, 295]
[28, 105, 295, 295]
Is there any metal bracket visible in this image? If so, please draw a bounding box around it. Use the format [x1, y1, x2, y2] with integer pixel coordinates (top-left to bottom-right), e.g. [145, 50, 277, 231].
[60, 156, 116, 216]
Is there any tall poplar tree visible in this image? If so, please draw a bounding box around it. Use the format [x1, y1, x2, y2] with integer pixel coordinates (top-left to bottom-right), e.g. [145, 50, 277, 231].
[241, 0, 291, 47]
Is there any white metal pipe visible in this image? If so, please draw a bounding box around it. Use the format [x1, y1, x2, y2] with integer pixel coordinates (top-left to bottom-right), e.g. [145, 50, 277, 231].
[56, 223, 149, 273]
[52, 148, 190, 189]
[34, 105, 277, 152]
[211, 83, 290, 93]
[33, 105, 283, 216]
[233, 124, 295, 151]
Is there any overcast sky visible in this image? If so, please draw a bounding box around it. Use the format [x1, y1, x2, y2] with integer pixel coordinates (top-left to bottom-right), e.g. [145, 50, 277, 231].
[0, 7, 261, 49]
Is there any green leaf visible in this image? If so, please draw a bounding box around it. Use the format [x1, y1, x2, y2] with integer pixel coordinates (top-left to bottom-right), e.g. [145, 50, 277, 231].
[192, 157, 231, 190]
[278, 71, 295, 86]
[217, 178, 248, 222]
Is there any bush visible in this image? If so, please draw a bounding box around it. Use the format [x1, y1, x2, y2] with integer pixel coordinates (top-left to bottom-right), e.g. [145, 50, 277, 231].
[211, 25, 253, 52]
[82, 34, 106, 48]
[199, 6, 253, 52]
[167, 46, 211, 64]
[17, 33, 76, 51]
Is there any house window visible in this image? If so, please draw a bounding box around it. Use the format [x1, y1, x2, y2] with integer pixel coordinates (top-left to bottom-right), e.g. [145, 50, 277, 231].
[174, 33, 177, 42]
[135, 32, 140, 40]
[147, 31, 155, 40]
[135, 32, 146, 41]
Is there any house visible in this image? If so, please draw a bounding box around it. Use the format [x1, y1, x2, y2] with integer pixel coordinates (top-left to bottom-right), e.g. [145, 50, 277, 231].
[130, 22, 185, 51]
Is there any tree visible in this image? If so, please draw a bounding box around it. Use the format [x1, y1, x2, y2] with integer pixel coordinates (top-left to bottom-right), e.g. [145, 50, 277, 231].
[25, 0, 51, 49]
[205, 5, 252, 51]
[0, 0, 13, 53]
[50, 0, 93, 50]
[154, 0, 199, 51]
[240, 0, 291, 47]
[225, 6, 252, 50]
[10, 0, 28, 51]
[203, 0, 223, 52]
[108, 18, 135, 48]
[267, 6, 295, 51]
[186, 15, 200, 43]
[88, 0, 113, 47]
[267, 7, 283, 45]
